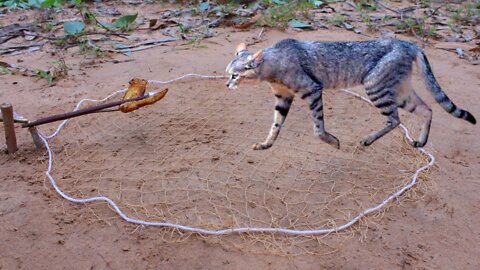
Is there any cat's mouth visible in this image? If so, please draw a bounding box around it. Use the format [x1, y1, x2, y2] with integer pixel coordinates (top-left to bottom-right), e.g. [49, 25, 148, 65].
[226, 73, 240, 89]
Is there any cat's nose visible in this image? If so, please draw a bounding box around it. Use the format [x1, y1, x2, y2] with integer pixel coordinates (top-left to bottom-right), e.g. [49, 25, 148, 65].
[226, 78, 233, 87]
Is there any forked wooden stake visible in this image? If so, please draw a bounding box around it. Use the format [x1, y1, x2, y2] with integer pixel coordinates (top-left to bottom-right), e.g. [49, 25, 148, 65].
[1, 103, 18, 154]
[28, 127, 44, 149]
[21, 95, 147, 128]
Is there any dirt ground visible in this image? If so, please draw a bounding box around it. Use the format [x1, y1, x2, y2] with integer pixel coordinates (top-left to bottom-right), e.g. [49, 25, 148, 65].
[1, 5, 480, 270]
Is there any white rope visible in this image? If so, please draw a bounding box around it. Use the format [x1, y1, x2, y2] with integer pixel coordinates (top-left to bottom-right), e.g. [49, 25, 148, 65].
[37, 73, 435, 235]
[44, 89, 128, 140]
[147, 73, 226, 85]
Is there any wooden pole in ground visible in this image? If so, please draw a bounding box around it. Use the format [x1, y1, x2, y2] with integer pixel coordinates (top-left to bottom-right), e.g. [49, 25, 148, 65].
[28, 127, 44, 149]
[1, 103, 18, 154]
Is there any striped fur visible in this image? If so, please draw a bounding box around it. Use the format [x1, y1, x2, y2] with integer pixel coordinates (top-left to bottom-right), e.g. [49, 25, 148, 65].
[225, 39, 476, 150]
[416, 51, 476, 124]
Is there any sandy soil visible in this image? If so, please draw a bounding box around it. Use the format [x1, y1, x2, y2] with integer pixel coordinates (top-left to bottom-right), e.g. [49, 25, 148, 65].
[1, 8, 480, 270]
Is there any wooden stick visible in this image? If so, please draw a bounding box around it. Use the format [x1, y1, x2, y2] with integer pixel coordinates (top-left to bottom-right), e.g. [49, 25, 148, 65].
[1, 103, 18, 154]
[22, 95, 147, 128]
[113, 38, 177, 49]
[28, 127, 44, 149]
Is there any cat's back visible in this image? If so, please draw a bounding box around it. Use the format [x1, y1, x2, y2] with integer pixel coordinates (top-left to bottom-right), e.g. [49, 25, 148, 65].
[269, 38, 415, 54]
[266, 38, 417, 69]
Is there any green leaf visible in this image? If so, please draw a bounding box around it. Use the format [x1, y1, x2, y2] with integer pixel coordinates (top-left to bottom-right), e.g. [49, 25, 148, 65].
[114, 13, 137, 28]
[34, 68, 54, 85]
[2, 0, 19, 8]
[199, 1, 209, 12]
[101, 13, 138, 31]
[212, 5, 224, 12]
[63, 21, 85, 36]
[39, 0, 63, 8]
[288, 19, 313, 29]
[310, 0, 324, 7]
[100, 21, 116, 29]
[27, 0, 41, 8]
[272, 0, 287, 4]
[0, 66, 12, 75]
[47, 74, 53, 84]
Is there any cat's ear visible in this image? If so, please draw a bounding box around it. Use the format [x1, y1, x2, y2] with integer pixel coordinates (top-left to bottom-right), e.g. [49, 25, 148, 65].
[252, 49, 263, 63]
[245, 50, 263, 69]
[236, 43, 247, 54]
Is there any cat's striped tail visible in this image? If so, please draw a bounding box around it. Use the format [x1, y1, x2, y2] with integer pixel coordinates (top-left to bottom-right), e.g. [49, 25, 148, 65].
[416, 50, 476, 125]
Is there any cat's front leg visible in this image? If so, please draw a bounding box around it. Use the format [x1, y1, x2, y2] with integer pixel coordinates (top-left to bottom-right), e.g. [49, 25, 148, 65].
[253, 92, 293, 150]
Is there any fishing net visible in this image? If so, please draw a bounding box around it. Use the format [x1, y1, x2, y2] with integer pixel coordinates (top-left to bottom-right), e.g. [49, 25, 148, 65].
[44, 77, 433, 255]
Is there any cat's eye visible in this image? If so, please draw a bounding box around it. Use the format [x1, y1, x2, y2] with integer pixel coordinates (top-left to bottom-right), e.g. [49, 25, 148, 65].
[244, 64, 253, 70]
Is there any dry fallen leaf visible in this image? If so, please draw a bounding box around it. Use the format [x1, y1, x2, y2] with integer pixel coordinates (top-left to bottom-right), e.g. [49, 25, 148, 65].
[119, 78, 168, 113]
[233, 14, 261, 29]
[120, 88, 168, 113]
[122, 78, 148, 100]
[469, 46, 480, 53]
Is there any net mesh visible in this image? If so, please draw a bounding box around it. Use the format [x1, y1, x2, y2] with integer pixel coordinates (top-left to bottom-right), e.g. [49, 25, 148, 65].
[46, 78, 433, 255]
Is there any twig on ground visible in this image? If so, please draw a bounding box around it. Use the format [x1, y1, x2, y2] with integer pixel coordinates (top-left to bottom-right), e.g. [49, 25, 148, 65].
[428, 4, 447, 19]
[114, 38, 177, 49]
[257, 27, 265, 40]
[110, 43, 173, 53]
[80, 32, 131, 39]
[107, 59, 135, 64]
[436, 47, 479, 65]
[0, 43, 45, 55]
[6, 46, 42, 56]
[0, 24, 36, 43]
[373, 0, 400, 14]
[345, 1, 357, 10]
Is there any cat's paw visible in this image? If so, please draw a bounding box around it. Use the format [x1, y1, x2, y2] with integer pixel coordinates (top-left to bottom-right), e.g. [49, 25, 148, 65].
[411, 140, 426, 148]
[360, 137, 373, 146]
[318, 132, 340, 149]
[330, 139, 340, 149]
[252, 142, 272, 150]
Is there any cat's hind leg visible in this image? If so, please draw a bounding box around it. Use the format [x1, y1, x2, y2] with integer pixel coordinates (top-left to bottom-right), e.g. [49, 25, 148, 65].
[361, 51, 409, 146]
[360, 92, 400, 147]
[301, 81, 340, 149]
[397, 77, 432, 147]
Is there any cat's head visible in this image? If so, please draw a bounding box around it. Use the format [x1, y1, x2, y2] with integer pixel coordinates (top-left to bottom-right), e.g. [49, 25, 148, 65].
[225, 43, 263, 89]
